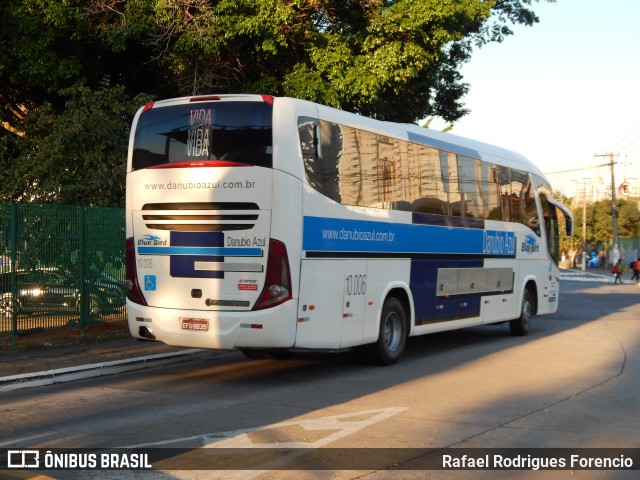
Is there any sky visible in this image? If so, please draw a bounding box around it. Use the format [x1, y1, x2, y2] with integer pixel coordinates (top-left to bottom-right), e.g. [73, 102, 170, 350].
[432, 0, 640, 196]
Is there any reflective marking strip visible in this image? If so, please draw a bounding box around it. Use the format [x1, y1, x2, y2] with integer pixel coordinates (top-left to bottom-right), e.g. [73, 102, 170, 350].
[194, 262, 263, 272]
[138, 246, 262, 256]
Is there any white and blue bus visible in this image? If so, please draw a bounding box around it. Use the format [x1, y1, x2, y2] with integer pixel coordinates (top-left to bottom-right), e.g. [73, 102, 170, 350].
[125, 94, 573, 365]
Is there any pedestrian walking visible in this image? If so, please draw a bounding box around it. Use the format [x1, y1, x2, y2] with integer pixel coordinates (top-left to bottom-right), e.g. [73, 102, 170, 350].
[613, 259, 625, 284]
[632, 258, 640, 283]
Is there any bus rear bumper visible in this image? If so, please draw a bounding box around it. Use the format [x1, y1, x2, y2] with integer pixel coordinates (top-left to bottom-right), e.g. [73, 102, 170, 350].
[126, 301, 298, 350]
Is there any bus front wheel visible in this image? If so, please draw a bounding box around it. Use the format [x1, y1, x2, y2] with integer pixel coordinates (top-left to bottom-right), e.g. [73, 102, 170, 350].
[366, 296, 407, 366]
[510, 288, 532, 336]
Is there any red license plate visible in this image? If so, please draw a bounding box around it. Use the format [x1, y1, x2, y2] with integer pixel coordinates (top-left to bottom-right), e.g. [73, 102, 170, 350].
[180, 318, 209, 331]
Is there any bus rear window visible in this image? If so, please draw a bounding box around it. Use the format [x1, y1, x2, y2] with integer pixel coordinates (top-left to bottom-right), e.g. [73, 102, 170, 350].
[132, 101, 273, 170]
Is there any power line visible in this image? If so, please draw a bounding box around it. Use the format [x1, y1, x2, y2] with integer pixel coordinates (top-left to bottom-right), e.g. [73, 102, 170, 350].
[545, 162, 612, 175]
[606, 118, 640, 152]
[545, 167, 589, 175]
[620, 142, 640, 154]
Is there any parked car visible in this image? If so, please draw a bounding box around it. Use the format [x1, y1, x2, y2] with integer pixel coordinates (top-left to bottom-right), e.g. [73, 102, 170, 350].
[0, 268, 125, 319]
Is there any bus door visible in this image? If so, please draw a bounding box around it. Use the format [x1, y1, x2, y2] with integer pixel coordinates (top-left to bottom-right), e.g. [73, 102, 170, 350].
[538, 196, 574, 314]
[341, 260, 367, 348]
[295, 260, 366, 349]
[296, 260, 344, 349]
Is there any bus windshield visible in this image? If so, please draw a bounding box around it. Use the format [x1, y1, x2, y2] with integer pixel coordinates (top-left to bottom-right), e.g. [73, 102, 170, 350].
[132, 101, 273, 170]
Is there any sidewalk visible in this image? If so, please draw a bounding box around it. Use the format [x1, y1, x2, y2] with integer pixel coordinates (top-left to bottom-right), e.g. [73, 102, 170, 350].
[0, 336, 224, 392]
[559, 267, 614, 282]
[560, 266, 640, 284]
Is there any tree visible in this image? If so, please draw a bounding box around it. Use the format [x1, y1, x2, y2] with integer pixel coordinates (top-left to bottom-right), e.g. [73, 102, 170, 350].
[83, 0, 550, 122]
[0, 0, 164, 137]
[1, 0, 553, 205]
[555, 193, 576, 260]
[569, 198, 640, 256]
[0, 0, 159, 206]
[0, 81, 152, 206]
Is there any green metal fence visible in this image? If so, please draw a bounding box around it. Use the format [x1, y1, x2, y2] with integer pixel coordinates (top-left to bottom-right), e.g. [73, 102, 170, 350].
[0, 203, 126, 341]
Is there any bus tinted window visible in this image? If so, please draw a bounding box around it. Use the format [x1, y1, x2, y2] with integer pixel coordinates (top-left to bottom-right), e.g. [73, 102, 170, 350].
[132, 102, 273, 170]
[298, 118, 540, 232]
[539, 192, 560, 264]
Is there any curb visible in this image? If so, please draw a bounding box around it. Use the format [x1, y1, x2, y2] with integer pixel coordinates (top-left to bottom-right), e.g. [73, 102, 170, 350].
[0, 349, 212, 392]
[559, 270, 613, 283]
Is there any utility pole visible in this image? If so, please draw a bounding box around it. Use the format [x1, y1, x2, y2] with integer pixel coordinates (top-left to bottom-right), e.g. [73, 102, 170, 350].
[571, 178, 588, 270]
[582, 181, 587, 271]
[595, 152, 620, 262]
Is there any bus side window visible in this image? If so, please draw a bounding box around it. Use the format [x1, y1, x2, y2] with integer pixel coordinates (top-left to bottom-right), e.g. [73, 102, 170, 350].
[318, 120, 342, 203]
[538, 192, 560, 264]
[299, 117, 321, 190]
[298, 117, 342, 204]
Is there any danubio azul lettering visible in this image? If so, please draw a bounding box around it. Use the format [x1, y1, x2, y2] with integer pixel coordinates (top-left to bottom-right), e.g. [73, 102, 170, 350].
[320, 226, 396, 243]
[483, 231, 515, 255]
[337, 228, 396, 243]
[144, 180, 256, 191]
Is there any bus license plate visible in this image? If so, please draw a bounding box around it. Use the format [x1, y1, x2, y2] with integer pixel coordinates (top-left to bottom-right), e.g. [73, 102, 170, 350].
[181, 318, 209, 331]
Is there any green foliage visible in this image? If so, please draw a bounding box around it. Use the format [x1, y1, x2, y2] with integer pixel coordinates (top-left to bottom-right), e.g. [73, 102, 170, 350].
[0, 80, 152, 206]
[81, 0, 547, 122]
[569, 198, 640, 252]
[0, 0, 552, 205]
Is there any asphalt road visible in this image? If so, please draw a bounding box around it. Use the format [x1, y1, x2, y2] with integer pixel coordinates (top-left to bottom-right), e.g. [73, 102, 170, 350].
[1, 279, 639, 480]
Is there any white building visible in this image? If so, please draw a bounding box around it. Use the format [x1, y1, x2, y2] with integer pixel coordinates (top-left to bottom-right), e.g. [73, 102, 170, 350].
[564, 157, 639, 203]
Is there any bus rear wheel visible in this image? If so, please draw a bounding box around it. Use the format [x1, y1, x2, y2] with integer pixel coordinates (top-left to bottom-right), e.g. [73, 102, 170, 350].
[366, 296, 407, 366]
[510, 287, 532, 336]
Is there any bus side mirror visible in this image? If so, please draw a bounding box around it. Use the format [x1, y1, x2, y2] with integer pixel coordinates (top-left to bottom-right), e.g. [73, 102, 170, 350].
[547, 197, 573, 237]
[565, 215, 574, 237]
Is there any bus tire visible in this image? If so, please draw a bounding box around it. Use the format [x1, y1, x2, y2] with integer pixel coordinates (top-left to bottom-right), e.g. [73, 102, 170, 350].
[366, 296, 407, 366]
[510, 287, 532, 336]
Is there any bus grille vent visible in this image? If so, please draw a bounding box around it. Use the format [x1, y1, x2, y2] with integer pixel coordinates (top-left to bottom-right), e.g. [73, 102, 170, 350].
[142, 202, 259, 232]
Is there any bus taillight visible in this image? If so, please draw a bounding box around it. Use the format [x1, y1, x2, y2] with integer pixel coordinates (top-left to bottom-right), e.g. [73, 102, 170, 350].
[253, 239, 291, 310]
[125, 237, 148, 306]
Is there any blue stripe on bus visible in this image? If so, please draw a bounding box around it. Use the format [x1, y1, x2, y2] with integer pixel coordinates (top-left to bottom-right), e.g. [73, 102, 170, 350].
[303, 216, 515, 257]
[171, 231, 223, 247]
[410, 257, 483, 325]
[170, 231, 224, 279]
[171, 255, 224, 279]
